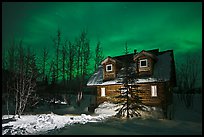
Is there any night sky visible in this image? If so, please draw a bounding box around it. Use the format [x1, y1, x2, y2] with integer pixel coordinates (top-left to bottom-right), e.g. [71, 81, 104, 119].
[2, 2, 202, 85]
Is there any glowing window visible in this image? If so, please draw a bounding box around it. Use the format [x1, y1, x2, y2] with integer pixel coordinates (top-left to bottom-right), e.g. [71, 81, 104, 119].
[151, 85, 157, 97]
[140, 59, 148, 67]
[101, 88, 105, 97]
[106, 64, 112, 72]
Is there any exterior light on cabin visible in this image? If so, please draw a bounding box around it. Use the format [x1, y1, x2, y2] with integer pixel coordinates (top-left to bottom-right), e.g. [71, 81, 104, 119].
[106, 64, 112, 72]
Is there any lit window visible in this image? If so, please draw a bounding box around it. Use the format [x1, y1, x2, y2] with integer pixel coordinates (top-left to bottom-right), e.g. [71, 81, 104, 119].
[106, 64, 112, 72]
[101, 88, 105, 97]
[151, 85, 157, 97]
[140, 59, 148, 67]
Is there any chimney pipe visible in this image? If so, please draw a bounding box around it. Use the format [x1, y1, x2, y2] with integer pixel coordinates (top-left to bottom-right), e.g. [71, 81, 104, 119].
[134, 49, 137, 54]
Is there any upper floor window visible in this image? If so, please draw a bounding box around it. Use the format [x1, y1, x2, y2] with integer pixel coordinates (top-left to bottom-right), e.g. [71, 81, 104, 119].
[106, 64, 112, 72]
[139, 59, 148, 67]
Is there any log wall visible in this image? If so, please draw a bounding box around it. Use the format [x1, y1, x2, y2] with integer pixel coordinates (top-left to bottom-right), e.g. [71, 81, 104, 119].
[96, 82, 172, 108]
[102, 60, 116, 81]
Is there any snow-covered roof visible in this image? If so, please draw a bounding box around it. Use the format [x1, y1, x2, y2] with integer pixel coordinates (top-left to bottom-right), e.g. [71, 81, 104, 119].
[101, 56, 116, 65]
[87, 50, 174, 86]
[152, 51, 171, 81]
[133, 50, 158, 61]
[87, 65, 123, 86]
[87, 65, 104, 86]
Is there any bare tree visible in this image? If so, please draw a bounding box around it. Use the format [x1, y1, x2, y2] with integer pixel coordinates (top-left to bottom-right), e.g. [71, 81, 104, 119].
[3, 38, 16, 118]
[176, 54, 200, 108]
[47, 58, 54, 83]
[42, 47, 49, 82]
[94, 41, 104, 71]
[75, 38, 81, 80]
[67, 41, 75, 82]
[52, 28, 61, 83]
[74, 29, 91, 105]
[6, 81, 10, 118]
[7, 38, 16, 72]
[50, 60, 57, 86]
[82, 36, 91, 84]
[8, 40, 38, 118]
[62, 40, 67, 86]
[75, 30, 90, 80]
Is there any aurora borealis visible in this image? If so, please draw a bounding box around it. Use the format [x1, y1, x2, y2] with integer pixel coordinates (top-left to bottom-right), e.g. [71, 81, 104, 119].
[2, 2, 202, 86]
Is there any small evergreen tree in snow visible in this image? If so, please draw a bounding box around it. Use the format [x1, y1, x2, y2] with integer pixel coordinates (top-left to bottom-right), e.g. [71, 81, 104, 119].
[115, 42, 144, 118]
[115, 66, 144, 118]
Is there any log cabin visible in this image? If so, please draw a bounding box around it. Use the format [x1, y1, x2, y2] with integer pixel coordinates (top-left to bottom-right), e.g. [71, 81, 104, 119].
[87, 49, 176, 117]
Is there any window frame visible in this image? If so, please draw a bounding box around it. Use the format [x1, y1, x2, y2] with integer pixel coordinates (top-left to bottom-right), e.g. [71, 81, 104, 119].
[106, 64, 112, 72]
[151, 85, 157, 97]
[139, 59, 148, 68]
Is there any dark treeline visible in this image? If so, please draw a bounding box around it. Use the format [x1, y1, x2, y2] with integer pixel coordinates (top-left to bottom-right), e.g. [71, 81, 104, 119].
[2, 29, 104, 117]
[175, 54, 202, 108]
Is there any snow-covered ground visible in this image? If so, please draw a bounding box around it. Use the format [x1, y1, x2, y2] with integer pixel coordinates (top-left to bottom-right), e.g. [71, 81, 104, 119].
[2, 102, 122, 135]
[2, 93, 202, 135]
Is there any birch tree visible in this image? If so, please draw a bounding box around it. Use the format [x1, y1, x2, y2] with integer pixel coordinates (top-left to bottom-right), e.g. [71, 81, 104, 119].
[9, 40, 39, 118]
[75, 29, 91, 105]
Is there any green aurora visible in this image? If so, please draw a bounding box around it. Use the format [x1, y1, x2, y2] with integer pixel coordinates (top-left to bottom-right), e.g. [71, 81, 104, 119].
[2, 2, 202, 86]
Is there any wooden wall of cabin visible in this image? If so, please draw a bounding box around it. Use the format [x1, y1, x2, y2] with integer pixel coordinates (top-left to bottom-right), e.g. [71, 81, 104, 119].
[96, 85, 124, 105]
[96, 82, 172, 109]
[133, 82, 169, 107]
[135, 56, 155, 76]
[102, 60, 116, 81]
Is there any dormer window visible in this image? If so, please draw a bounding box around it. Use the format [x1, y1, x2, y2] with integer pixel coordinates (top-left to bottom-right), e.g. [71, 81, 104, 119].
[106, 64, 112, 72]
[140, 59, 148, 67]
